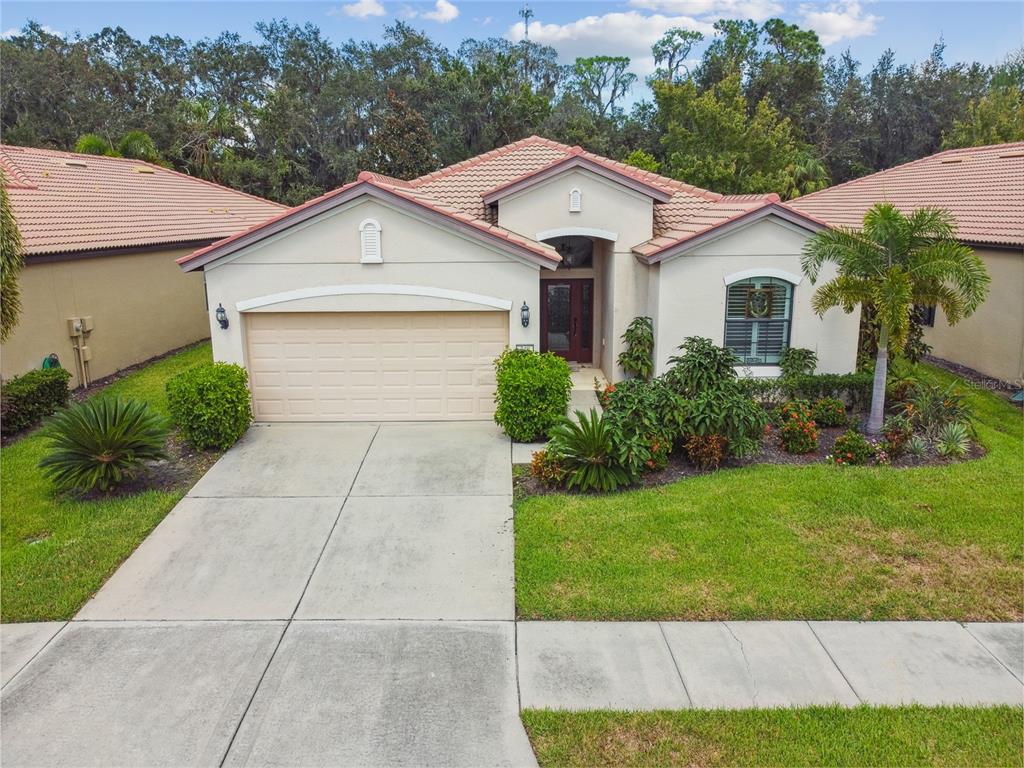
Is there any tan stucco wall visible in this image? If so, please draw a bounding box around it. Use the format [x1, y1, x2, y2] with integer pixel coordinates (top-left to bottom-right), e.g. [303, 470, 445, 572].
[652, 217, 860, 376]
[923, 247, 1024, 383]
[202, 197, 542, 367]
[1, 246, 210, 388]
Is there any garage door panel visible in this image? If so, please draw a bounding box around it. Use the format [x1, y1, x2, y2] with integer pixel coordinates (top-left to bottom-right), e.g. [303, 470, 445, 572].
[246, 311, 507, 421]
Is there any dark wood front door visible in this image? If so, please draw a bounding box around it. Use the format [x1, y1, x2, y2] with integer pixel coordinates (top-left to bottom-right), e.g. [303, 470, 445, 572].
[540, 279, 593, 363]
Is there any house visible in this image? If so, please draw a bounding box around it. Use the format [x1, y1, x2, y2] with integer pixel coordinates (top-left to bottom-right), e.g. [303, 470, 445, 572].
[0, 145, 285, 388]
[179, 136, 859, 422]
[792, 142, 1024, 384]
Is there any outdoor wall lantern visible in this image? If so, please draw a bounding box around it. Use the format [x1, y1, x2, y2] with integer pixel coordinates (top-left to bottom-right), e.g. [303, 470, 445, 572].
[521, 301, 530, 327]
[215, 303, 230, 330]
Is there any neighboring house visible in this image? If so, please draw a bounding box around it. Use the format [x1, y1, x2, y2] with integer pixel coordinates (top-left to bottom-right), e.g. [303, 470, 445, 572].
[0, 145, 284, 388]
[179, 136, 859, 422]
[792, 142, 1024, 385]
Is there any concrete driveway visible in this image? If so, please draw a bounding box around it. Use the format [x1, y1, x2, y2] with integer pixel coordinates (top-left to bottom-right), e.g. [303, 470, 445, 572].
[2, 421, 535, 767]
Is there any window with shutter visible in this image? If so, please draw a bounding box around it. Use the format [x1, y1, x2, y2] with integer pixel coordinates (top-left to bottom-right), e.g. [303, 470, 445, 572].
[359, 218, 382, 263]
[568, 188, 582, 212]
[723, 277, 793, 365]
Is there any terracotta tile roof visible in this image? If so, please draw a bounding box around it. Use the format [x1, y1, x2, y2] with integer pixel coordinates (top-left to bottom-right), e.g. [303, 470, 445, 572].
[179, 134, 811, 269]
[790, 142, 1024, 248]
[0, 144, 285, 256]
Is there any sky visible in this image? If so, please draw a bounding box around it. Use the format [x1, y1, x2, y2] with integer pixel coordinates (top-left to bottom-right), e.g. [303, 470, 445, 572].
[3, 0, 1022, 99]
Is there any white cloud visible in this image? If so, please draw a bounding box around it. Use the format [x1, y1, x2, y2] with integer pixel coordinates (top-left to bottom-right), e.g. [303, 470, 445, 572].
[473, 16, 494, 27]
[509, 11, 713, 76]
[798, 1, 881, 45]
[422, 0, 460, 23]
[331, 0, 386, 20]
[1, 24, 64, 39]
[628, 0, 782, 22]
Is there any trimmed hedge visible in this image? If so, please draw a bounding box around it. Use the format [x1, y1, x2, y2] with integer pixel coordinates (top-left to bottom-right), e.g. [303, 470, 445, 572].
[0, 367, 72, 436]
[493, 348, 572, 442]
[166, 362, 252, 450]
[739, 372, 873, 409]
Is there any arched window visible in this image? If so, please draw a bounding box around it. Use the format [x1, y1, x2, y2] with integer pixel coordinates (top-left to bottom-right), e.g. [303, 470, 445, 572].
[359, 218, 382, 263]
[568, 188, 582, 212]
[724, 276, 794, 365]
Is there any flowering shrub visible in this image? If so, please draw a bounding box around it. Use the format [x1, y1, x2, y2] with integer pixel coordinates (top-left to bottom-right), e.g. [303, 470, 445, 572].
[529, 449, 565, 487]
[811, 397, 847, 427]
[685, 433, 728, 470]
[882, 414, 914, 457]
[777, 400, 819, 454]
[596, 380, 616, 409]
[827, 429, 874, 465]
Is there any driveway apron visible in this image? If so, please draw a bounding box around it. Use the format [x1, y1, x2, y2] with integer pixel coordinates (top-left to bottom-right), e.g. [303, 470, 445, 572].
[2, 421, 533, 768]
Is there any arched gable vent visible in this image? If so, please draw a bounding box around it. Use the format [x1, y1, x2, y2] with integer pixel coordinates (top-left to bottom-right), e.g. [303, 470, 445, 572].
[359, 218, 383, 263]
[568, 188, 582, 212]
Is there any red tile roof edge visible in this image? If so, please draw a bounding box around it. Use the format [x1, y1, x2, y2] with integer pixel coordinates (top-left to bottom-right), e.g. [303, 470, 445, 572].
[179, 177, 561, 269]
[635, 201, 829, 262]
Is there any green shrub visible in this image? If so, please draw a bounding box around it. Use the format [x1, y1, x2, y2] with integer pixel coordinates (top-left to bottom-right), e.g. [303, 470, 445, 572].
[493, 348, 571, 442]
[38, 398, 168, 492]
[684, 385, 767, 457]
[777, 400, 819, 454]
[166, 362, 252, 450]
[906, 434, 930, 459]
[684, 433, 727, 470]
[738, 372, 872, 408]
[617, 316, 655, 380]
[547, 409, 631, 492]
[662, 336, 739, 396]
[905, 382, 973, 439]
[602, 378, 683, 477]
[828, 429, 874, 465]
[936, 422, 971, 458]
[779, 347, 817, 377]
[811, 397, 848, 427]
[1, 367, 72, 436]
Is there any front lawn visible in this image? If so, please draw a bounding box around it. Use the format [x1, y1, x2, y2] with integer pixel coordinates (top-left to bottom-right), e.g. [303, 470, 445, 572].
[515, 365, 1023, 621]
[522, 707, 1024, 767]
[1, 342, 213, 622]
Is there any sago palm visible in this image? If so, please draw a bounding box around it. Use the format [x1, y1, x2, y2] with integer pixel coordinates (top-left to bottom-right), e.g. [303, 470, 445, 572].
[39, 398, 169, 492]
[801, 203, 989, 434]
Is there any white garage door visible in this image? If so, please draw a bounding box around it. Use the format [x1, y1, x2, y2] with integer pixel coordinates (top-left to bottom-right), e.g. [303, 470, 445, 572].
[245, 311, 508, 421]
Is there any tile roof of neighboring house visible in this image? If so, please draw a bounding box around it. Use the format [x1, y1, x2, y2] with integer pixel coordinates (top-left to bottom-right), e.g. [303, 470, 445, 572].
[179, 135, 816, 269]
[0, 144, 285, 257]
[790, 142, 1024, 249]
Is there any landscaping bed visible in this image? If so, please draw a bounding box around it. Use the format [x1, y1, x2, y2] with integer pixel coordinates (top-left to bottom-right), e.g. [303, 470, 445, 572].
[1, 342, 225, 622]
[515, 424, 986, 499]
[522, 707, 1024, 768]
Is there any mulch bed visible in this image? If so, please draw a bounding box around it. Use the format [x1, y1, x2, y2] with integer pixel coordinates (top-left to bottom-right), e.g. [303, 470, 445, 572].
[513, 425, 986, 500]
[73, 433, 221, 501]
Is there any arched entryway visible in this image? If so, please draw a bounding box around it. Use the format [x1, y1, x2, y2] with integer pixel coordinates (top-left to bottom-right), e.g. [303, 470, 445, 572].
[539, 234, 609, 365]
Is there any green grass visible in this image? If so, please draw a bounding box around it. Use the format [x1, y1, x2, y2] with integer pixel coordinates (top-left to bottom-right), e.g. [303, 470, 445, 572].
[516, 365, 1024, 621]
[1, 343, 212, 622]
[522, 707, 1024, 767]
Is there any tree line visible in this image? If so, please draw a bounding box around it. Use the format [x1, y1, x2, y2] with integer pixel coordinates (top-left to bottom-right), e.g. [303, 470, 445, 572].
[2, 19, 1022, 205]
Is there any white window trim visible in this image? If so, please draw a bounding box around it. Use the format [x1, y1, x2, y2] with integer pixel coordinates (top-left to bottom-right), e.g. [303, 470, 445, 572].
[359, 217, 382, 263]
[235, 284, 513, 312]
[723, 267, 803, 286]
[568, 187, 582, 212]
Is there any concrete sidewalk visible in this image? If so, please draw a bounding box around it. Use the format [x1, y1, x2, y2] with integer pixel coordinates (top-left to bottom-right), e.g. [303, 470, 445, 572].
[517, 620, 1024, 710]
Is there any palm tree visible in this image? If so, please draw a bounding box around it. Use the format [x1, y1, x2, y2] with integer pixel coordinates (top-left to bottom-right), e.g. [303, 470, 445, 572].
[801, 203, 989, 434]
[1, 170, 25, 342]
